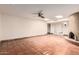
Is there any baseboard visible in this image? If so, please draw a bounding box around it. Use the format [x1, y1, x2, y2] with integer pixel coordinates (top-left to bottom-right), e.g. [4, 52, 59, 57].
[0, 34, 48, 42]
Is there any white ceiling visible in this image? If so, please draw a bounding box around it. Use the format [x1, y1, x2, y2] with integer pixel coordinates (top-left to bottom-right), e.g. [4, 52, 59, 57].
[0, 4, 79, 21]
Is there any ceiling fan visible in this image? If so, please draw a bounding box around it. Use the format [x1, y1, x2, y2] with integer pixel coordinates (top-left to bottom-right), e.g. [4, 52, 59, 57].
[32, 10, 45, 18]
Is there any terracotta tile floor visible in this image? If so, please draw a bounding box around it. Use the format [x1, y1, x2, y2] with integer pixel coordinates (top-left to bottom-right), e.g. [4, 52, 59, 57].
[0, 34, 79, 55]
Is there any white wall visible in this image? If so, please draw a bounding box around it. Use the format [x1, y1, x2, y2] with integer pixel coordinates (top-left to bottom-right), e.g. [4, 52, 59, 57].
[1, 14, 47, 40]
[51, 21, 69, 35]
[51, 23, 63, 35]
